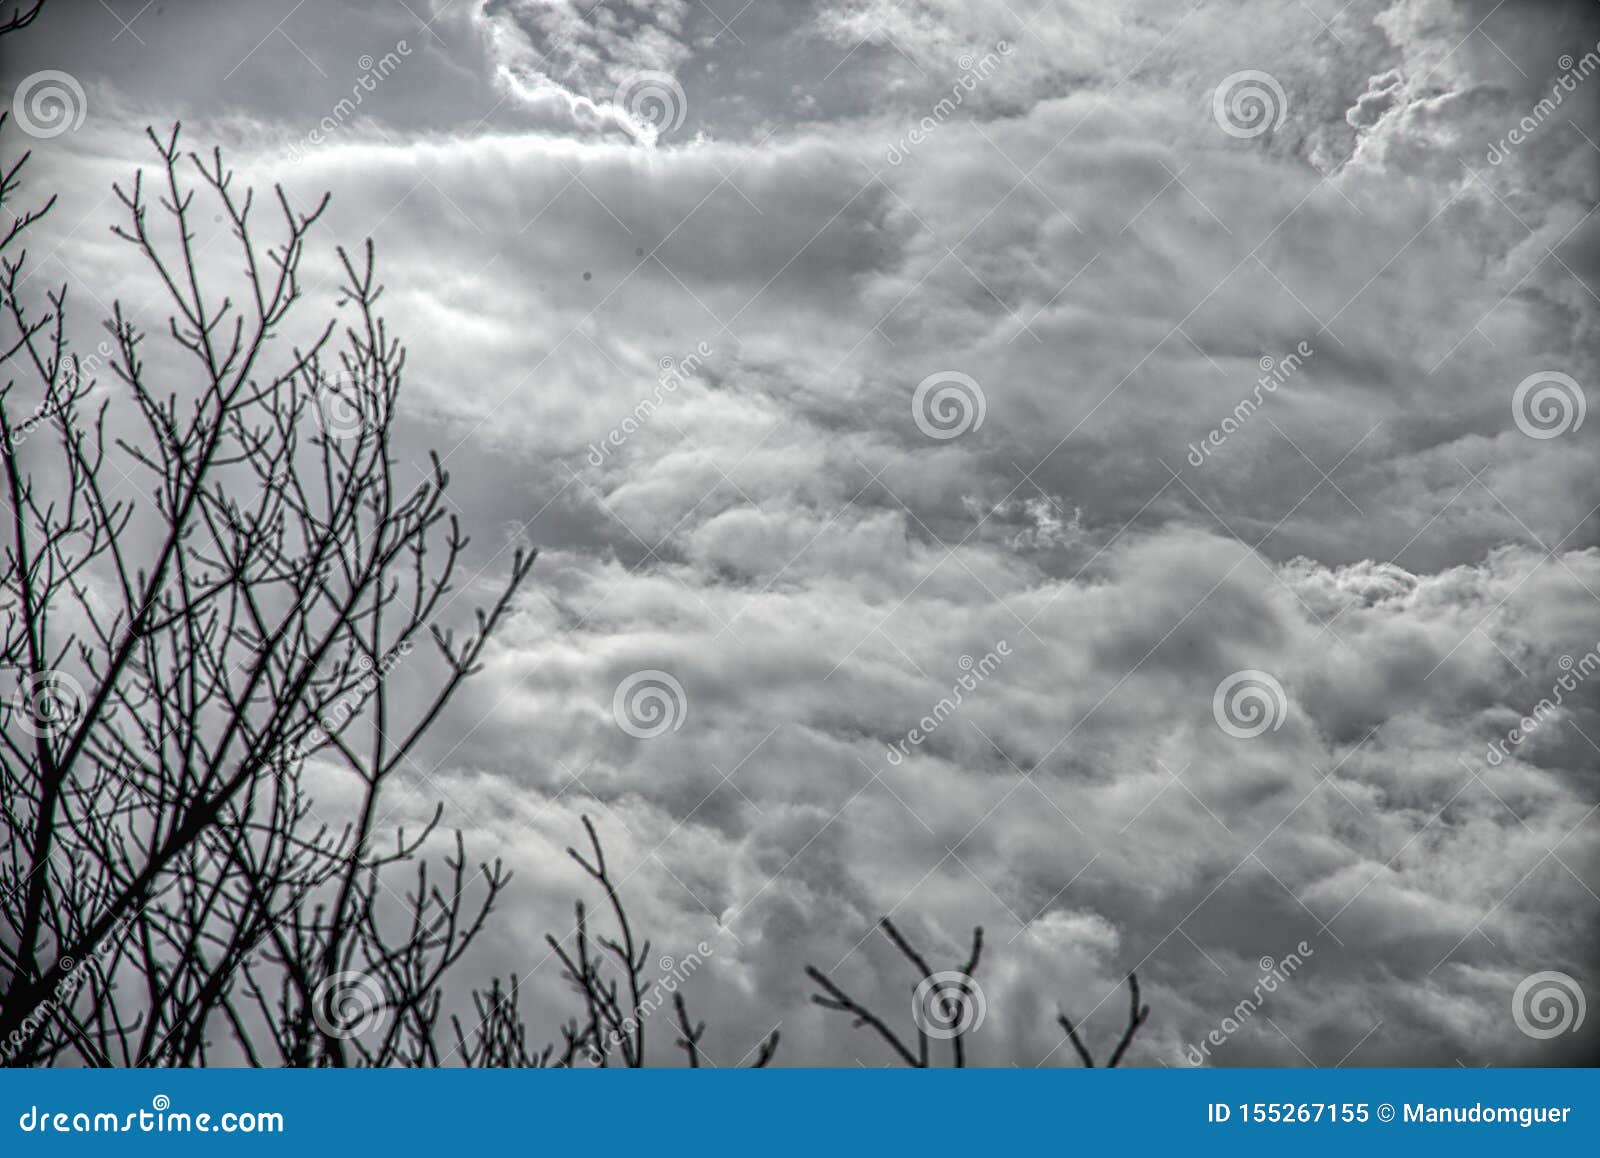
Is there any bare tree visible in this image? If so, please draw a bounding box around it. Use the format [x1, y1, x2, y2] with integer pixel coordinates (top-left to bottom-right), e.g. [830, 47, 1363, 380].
[0, 120, 533, 1066]
[0, 99, 763, 1074]
[670, 989, 780, 1068]
[540, 816, 779, 1068]
[806, 918, 983, 1067]
[0, 0, 45, 38]
[0, 5, 1148, 1068]
[1057, 974, 1149, 1068]
[807, 918, 1150, 1067]
[451, 973, 592, 1069]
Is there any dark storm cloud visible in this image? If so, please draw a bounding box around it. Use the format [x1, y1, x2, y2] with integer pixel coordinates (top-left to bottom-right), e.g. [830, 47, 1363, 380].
[4, 0, 1596, 1066]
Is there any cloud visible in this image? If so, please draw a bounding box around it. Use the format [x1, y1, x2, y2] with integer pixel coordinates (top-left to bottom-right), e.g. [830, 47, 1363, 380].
[4, 0, 1596, 1065]
[1347, 68, 1407, 128]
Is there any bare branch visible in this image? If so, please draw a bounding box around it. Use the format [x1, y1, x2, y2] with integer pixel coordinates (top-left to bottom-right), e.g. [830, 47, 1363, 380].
[1057, 974, 1150, 1068]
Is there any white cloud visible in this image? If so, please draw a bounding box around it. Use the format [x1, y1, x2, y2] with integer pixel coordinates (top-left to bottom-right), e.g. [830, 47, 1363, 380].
[6, 0, 1596, 1065]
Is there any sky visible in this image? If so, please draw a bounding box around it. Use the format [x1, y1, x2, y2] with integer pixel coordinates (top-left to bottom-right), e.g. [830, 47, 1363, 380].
[4, 0, 1598, 1066]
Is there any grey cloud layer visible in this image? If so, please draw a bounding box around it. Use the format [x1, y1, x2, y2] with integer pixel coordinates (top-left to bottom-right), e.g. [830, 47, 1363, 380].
[5, 0, 1596, 1065]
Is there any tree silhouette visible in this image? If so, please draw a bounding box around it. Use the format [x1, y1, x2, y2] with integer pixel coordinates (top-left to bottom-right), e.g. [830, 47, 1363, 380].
[807, 919, 1149, 1067]
[0, 118, 532, 1065]
[0, 4, 1149, 1068]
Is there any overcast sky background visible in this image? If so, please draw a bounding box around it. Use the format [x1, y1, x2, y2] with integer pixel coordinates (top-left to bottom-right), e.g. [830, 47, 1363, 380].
[4, 0, 1598, 1066]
